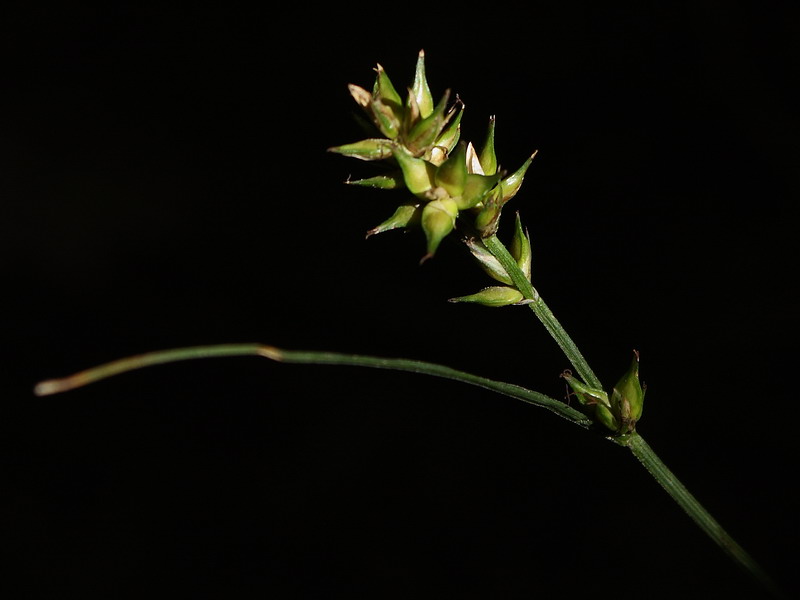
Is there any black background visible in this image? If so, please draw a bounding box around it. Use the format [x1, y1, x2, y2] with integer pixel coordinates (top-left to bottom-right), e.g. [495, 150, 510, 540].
[3, 2, 799, 598]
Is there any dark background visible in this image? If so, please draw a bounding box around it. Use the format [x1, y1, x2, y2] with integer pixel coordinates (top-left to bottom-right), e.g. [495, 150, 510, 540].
[3, 2, 798, 598]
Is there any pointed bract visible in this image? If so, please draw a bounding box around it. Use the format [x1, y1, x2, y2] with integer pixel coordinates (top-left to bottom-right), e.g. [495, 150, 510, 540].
[434, 141, 468, 198]
[405, 89, 451, 156]
[391, 147, 435, 198]
[459, 172, 502, 210]
[499, 150, 537, 203]
[412, 50, 434, 119]
[373, 64, 403, 107]
[479, 116, 498, 176]
[369, 64, 404, 139]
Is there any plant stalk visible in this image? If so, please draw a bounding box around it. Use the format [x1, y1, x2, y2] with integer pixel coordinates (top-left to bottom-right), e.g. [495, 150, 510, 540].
[623, 432, 786, 599]
[482, 234, 601, 389]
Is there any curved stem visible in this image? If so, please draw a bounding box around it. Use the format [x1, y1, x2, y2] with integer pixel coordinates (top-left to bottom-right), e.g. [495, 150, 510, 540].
[482, 234, 601, 389]
[34, 343, 593, 428]
[624, 432, 786, 599]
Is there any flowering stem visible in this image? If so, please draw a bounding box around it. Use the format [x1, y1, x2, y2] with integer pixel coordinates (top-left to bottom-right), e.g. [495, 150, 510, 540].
[482, 234, 602, 389]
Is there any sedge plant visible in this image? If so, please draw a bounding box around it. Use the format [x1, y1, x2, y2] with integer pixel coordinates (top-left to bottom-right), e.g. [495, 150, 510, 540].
[35, 50, 785, 598]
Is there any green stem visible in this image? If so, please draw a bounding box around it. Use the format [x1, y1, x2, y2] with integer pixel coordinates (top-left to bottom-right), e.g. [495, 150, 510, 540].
[34, 343, 592, 429]
[623, 432, 786, 599]
[483, 234, 601, 389]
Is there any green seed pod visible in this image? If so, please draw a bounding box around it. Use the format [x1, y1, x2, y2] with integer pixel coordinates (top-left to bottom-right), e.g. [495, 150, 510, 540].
[370, 65, 404, 139]
[499, 151, 537, 203]
[391, 147, 436, 199]
[328, 138, 395, 161]
[421, 197, 458, 261]
[509, 212, 532, 281]
[459, 172, 501, 210]
[560, 370, 618, 431]
[372, 63, 403, 108]
[434, 141, 467, 198]
[411, 49, 434, 119]
[474, 186, 503, 236]
[448, 286, 524, 307]
[610, 350, 645, 434]
[404, 89, 451, 157]
[428, 99, 464, 165]
[371, 98, 401, 139]
[346, 171, 404, 189]
[348, 77, 403, 140]
[366, 203, 421, 237]
[478, 116, 498, 176]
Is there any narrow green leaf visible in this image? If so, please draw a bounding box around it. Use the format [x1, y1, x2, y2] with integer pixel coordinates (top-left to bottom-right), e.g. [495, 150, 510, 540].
[33, 343, 592, 427]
